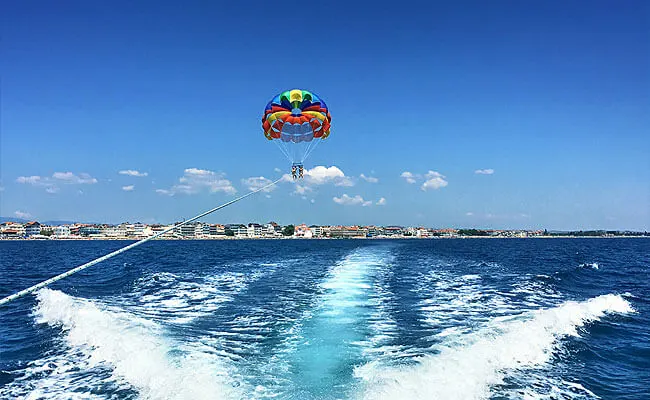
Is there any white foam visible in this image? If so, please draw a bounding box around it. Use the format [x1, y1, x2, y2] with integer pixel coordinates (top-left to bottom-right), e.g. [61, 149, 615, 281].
[121, 266, 279, 324]
[26, 288, 242, 400]
[356, 294, 634, 400]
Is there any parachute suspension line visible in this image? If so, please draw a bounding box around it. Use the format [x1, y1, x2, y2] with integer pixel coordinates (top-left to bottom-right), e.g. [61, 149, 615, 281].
[0, 176, 284, 308]
[273, 140, 292, 164]
[302, 139, 322, 163]
[301, 139, 316, 162]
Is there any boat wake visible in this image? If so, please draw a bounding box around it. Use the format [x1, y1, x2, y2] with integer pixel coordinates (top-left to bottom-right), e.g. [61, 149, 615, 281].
[3, 288, 243, 400]
[355, 294, 634, 400]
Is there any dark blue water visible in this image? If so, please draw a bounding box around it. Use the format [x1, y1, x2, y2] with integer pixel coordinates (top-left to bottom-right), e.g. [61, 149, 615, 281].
[1, 239, 648, 399]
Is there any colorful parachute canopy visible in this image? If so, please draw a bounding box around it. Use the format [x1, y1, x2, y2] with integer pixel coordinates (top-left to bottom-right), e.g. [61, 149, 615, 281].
[262, 89, 331, 164]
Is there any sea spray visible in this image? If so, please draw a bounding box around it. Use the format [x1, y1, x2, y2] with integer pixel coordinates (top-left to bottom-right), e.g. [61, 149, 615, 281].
[33, 288, 242, 400]
[356, 294, 634, 400]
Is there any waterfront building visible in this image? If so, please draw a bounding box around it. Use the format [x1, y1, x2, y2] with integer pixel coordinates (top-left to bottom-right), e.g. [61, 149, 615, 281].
[383, 226, 403, 237]
[309, 225, 324, 237]
[177, 222, 200, 238]
[294, 224, 313, 238]
[79, 226, 101, 236]
[329, 226, 368, 238]
[54, 225, 71, 237]
[247, 223, 263, 238]
[416, 228, 430, 238]
[24, 221, 41, 237]
[1, 222, 25, 238]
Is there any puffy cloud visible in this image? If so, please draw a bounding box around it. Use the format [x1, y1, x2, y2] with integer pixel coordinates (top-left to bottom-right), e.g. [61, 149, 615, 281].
[333, 194, 373, 207]
[122, 185, 135, 191]
[376, 197, 387, 206]
[475, 169, 494, 175]
[119, 169, 148, 177]
[156, 168, 236, 196]
[294, 185, 312, 195]
[400, 170, 448, 190]
[16, 176, 44, 185]
[400, 171, 417, 184]
[282, 165, 354, 194]
[241, 176, 275, 192]
[421, 171, 448, 191]
[360, 173, 379, 183]
[305, 166, 354, 186]
[14, 210, 32, 219]
[16, 172, 96, 193]
[52, 172, 98, 184]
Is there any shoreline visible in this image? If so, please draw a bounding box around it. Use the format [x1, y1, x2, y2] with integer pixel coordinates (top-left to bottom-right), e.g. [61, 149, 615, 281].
[1, 235, 648, 242]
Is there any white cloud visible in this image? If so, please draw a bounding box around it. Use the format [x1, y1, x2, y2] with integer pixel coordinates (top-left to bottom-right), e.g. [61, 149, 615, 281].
[310, 199, 315, 204]
[14, 210, 32, 219]
[360, 173, 379, 183]
[274, 167, 282, 173]
[241, 176, 275, 192]
[466, 212, 474, 216]
[305, 166, 354, 186]
[156, 168, 236, 196]
[16, 172, 96, 193]
[16, 176, 44, 185]
[400, 171, 417, 184]
[333, 194, 373, 207]
[376, 197, 387, 206]
[119, 170, 148, 177]
[421, 170, 448, 191]
[475, 169, 494, 175]
[294, 184, 312, 195]
[122, 185, 135, 191]
[52, 172, 98, 184]
[282, 165, 354, 194]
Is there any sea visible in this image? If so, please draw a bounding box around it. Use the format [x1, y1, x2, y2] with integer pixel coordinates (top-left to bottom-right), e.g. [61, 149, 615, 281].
[0, 238, 648, 400]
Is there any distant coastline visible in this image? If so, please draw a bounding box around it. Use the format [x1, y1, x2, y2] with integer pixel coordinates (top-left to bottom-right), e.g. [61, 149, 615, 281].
[1, 219, 647, 241]
[2, 235, 648, 241]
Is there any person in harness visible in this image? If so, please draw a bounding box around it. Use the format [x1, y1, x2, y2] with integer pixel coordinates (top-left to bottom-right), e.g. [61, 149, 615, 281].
[291, 165, 298, 180]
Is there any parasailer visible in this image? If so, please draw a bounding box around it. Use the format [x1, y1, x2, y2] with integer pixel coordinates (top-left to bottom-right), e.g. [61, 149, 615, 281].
[262, 89, 331, 179]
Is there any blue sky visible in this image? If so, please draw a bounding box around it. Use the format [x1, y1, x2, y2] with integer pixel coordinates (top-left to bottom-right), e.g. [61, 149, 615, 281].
[1, 1, 648, 230]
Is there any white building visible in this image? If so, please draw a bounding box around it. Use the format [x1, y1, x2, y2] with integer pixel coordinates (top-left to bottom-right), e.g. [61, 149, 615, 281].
[177, 223, 199, 238]
[54, 225, 71, 237]
[294, 224, 313, 238]
[247, 224, 263, 238]
[309, 225, 325, 237]
[416, 228, 430, 238]
[202, 224, 225, 237]
[1, 222, 25, 238]
[24, 221, 41, 237]
[264, 223, 279, 237]
[132, 223, 152, 238]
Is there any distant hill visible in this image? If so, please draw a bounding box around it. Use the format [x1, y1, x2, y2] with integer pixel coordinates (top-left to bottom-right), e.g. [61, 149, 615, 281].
[0, 217, 28, 224]
[1, 217, 78, 225]
[42, 220, 79, 226]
